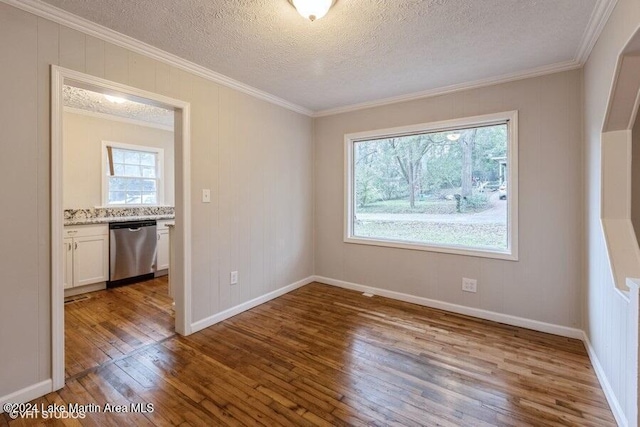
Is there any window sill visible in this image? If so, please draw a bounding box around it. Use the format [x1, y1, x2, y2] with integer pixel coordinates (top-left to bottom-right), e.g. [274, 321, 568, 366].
[344, 235, 518, 261]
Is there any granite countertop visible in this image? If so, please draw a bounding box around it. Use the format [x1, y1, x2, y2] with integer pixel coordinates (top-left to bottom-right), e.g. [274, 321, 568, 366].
[64, 207, 176, 226]
[65, 214, 175, 226]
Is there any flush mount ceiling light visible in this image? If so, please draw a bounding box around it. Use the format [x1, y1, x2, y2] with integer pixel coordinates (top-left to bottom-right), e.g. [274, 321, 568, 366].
[289, 0, 336, 22]
[104, 94, 126, 104]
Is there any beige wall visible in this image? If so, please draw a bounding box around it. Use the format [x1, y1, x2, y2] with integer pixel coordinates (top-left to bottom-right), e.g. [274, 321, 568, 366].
[583, 0, 640, 422]
[315, 70, 583, 329]
[63, 112, 175, 208]
[0, 3, 313, 399]
[633, 114, 640, 244]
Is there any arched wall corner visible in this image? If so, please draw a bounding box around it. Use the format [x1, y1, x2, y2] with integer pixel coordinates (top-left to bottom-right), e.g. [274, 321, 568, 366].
[600, 25, 640, 294]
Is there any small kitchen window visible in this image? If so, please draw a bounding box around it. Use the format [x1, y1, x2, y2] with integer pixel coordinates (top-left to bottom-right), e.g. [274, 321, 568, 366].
[102, 141, 164, 206]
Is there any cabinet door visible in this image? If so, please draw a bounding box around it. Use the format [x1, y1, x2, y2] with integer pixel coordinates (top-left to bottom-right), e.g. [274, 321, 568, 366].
[63, 238, 73, 289]
[74, 235, 109, 287]
[156, 230, 170, 271]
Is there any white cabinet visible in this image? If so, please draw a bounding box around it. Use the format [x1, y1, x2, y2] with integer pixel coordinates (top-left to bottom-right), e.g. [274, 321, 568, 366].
[63, 238, 73, 289]
[168, 223, 175, 300]
[64, 225, 109, 289]
[156, 220, 173, 273]
[156, 231, 170, 271]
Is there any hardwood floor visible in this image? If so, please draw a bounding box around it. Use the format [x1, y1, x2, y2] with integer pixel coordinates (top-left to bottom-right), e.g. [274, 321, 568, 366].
[2, 282, 615, 426]
[64, 277, 175, 379]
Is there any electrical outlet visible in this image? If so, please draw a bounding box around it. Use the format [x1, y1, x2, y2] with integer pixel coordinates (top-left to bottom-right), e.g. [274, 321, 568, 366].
[202, 189, 211, 203]
[462, 278, 477, 293]
[230, 271, 238, 285]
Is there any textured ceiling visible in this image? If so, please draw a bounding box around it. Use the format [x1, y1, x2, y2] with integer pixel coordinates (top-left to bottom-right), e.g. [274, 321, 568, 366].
[63, 85, 174, 127]
[44, 0, 598, 112]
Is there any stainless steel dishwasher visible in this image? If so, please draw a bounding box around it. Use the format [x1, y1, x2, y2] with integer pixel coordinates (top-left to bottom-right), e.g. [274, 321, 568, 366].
[108, 220, 157, 287]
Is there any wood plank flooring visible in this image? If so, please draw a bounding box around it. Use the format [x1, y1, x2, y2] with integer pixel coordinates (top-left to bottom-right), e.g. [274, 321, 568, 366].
[64, 277, 175, 379]
[2, 282, 615, 426]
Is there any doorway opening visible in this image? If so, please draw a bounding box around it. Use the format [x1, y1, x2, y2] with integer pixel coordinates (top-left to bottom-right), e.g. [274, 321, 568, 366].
[51, 66, 192, 391]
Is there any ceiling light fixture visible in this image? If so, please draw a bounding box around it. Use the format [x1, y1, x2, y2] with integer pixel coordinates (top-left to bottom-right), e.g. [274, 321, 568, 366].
[289, 0, 336, 22]
[105, 95, 126, 104]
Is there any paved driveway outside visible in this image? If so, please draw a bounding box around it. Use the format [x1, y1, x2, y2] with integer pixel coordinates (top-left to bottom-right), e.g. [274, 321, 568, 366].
[356, 193, 507, 225]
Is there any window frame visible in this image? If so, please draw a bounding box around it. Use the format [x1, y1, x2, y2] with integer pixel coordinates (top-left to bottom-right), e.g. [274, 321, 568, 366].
[101, 141, 165, 207]
[344, 110, 518, 261]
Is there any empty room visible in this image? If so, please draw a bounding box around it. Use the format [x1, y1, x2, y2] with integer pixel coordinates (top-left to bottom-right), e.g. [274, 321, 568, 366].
[2, 0, 640, 425]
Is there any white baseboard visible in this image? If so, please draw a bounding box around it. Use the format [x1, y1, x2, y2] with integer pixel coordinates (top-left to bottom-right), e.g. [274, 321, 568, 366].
[0, 380, 52, 413]
[582, 332, 627, 427]
[64, 282, 106, 297]
[190, 276, 315, 333]
[313, 276, 584, 339]
[154, 269, 168, 278]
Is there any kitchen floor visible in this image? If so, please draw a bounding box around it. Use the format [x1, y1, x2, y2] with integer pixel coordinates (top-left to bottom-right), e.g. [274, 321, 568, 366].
[64, 277, 175, 379]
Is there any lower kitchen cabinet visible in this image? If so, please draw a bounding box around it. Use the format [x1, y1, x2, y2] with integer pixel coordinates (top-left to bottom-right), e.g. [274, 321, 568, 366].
[63, 237, 73, 289]
[64, 224, 109, 289]
[156, 220, 173, 273]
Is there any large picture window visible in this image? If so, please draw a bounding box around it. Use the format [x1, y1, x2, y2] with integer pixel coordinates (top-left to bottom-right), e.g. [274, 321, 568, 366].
[102, 142, 164, 206]
[345, 111, 518, 260]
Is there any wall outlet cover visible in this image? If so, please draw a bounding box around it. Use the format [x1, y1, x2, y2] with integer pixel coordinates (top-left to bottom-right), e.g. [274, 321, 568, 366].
[230, 271, 238, 285]
[462, 278, 477, 293]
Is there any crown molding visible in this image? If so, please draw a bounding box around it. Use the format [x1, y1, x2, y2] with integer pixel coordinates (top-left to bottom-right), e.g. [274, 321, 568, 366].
[575, 0, 618, 64]
[1, 0, 314, 117]
[64, 106, 174, 131]
[313, 60, 582, 117]
[3, 0, 615, 119]
[312, 0, 616, 117]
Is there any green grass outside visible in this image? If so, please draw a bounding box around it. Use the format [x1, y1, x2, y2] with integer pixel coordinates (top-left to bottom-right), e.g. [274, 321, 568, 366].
[357, 199, 457, 215]
[357, 196, 491, 215]
[354, 220, 507, 249]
